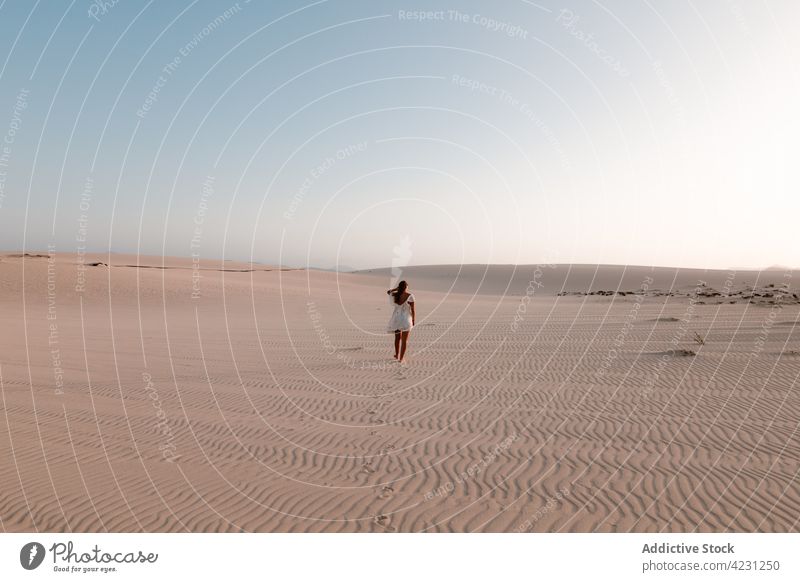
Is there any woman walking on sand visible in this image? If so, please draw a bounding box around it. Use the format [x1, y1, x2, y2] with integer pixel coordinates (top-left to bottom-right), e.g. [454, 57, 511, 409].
[386, 280, 415, 363]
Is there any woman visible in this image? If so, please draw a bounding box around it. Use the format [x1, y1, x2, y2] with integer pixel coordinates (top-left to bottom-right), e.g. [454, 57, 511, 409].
[386, 280, 415, 363]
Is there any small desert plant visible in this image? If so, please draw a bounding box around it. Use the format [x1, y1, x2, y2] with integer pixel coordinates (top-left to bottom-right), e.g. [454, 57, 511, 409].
[666, 349, 696, 357]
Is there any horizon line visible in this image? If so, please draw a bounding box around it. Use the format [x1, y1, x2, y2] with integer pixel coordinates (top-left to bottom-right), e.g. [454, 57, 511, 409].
[3, 249, 796, 273]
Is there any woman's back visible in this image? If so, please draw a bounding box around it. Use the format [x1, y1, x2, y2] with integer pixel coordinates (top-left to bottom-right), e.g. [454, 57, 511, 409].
[386, 282, 415, 361]
[387, 291, 415, 332]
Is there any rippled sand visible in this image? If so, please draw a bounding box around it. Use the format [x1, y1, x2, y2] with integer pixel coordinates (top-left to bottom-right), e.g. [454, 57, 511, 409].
[1, 254, 798, 532]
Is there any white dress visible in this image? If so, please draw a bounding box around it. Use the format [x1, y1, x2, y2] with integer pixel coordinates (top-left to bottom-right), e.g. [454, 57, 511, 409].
[387, 293, 415, 332]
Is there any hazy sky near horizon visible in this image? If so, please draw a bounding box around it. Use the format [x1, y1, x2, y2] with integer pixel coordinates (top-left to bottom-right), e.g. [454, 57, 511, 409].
[0, 0, 798, 270]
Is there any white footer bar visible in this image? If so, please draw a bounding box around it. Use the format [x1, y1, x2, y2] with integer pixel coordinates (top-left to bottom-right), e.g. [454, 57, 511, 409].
[2, 533, 797, 581]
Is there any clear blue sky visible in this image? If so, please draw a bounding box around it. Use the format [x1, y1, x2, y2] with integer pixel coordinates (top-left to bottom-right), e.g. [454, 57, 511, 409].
[1, 0, 797, 269]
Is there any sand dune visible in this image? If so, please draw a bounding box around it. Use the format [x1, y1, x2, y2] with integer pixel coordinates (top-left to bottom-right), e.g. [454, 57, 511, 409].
[357, 263, 800, 299]
[1, 253, 798, 532]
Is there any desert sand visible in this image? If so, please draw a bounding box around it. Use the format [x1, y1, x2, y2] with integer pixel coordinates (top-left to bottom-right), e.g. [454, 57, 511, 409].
[1, 252, 798, 532]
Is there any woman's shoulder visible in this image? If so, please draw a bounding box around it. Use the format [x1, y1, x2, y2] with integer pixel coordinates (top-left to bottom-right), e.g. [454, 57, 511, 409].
[408, 293, 415, 302]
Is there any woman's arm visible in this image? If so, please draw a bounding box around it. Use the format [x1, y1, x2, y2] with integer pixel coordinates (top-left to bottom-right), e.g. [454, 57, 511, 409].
[410, 302, 416, 326]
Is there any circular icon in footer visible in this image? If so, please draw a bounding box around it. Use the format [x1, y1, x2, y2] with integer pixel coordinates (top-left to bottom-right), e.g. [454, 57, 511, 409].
[20, 542, 46, 570]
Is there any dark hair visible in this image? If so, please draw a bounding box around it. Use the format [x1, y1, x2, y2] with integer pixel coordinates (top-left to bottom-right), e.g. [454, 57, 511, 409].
[393, 280, 408, 304]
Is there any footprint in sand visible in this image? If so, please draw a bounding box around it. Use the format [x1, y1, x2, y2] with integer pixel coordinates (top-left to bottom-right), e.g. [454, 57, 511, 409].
[374, 514, 396, 531]
[360, 461, 376, 474]
[378, 486, 394, 499]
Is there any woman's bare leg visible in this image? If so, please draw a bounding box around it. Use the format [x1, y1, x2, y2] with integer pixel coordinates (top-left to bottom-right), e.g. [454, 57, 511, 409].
[393, 331, 401, 359]
[399, 331, 410, 362]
